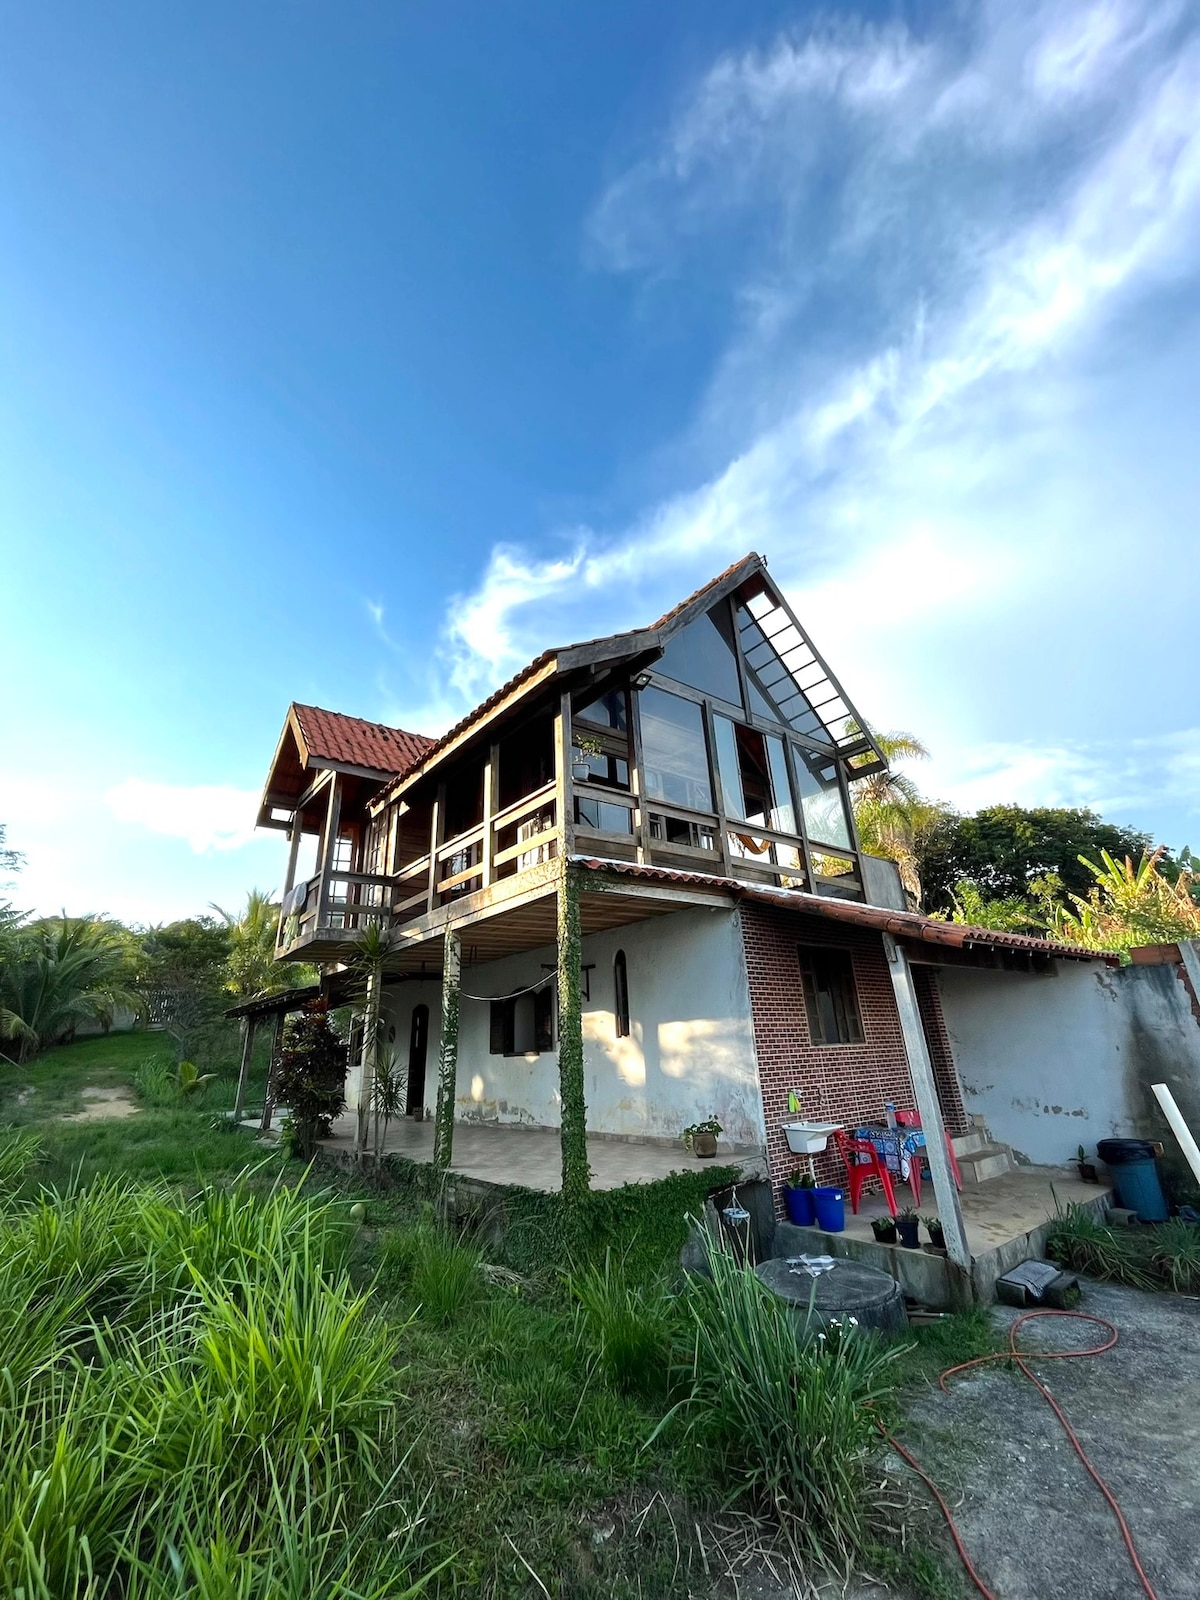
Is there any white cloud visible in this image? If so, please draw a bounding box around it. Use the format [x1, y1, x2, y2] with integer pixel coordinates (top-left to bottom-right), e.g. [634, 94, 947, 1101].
[105, 779, 260, 854]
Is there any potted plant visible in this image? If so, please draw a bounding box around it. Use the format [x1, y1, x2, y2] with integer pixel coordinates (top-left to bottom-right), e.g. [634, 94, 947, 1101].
[895, 1207, 921, 1249]
[572, 735, 604, 780]
[783, 1168, 817, 1226]
[871, 1215, 898, 1245]
[1076, 1144, 1099, 1182]
[683, 1117, 722, 1159]
[923, 1216, 947, 1255]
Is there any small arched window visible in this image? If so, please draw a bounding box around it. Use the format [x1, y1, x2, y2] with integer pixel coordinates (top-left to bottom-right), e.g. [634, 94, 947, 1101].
[613, 949, 630, 1039]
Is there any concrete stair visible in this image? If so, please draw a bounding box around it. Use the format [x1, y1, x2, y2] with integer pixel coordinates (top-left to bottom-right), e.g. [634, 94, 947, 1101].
[952, 1118, 1015, 1185]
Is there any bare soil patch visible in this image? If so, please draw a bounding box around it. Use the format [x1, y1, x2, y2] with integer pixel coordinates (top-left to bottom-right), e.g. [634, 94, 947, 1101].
[61, 1087, 140, 1122]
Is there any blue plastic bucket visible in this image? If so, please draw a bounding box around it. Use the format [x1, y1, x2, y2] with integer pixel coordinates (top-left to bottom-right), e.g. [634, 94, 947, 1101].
[1097, 1139, 1168, 1222]
[783, 1186, 816, 1226]
[812, 1186, 846, 1232]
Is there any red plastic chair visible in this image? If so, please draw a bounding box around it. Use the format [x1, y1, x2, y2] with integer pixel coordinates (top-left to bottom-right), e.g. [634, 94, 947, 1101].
[832, 1128, 898, 1216]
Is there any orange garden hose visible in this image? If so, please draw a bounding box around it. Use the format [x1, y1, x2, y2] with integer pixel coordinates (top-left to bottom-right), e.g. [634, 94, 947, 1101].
[883, 1309, 1162, 1600]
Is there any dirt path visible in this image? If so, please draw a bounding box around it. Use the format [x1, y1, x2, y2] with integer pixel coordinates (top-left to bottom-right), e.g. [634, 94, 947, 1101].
[60, 1086, 140, 1121]
[898, 1280, 1200, 1599]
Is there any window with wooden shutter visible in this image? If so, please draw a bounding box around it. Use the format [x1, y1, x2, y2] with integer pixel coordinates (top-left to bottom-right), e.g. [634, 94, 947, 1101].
[797, 947, 864, 1045]
[533, 985, 554, 1053]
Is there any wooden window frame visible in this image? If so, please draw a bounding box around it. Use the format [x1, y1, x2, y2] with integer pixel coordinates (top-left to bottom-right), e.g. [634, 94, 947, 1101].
[797, 946, 865, 1046]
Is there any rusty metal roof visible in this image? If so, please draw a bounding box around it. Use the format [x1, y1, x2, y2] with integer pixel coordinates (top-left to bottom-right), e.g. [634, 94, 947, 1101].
[572, 855, 1114, 964]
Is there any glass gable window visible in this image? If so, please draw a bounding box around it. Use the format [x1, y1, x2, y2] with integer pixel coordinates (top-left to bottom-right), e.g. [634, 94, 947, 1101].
[794, 747, 852, 849]
[713, 717, 796, 834]
[575, 689, 627, 732]
[640, 687, 713, 811]
[655, 606, 742, 706]
[736, 601, 831, 743]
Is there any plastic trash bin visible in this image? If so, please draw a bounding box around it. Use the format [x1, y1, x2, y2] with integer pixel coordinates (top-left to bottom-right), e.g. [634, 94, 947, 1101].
[783, 1187, 816, 1226]
[812, 1186, 846, 1232]
[1096, 1138, 1168, 1222]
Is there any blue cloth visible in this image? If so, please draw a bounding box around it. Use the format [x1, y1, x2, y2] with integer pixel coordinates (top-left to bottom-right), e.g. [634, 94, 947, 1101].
[853, 1124, 927, 1181]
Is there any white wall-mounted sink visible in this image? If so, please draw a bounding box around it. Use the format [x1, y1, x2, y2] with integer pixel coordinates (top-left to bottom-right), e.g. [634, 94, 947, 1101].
[781, 1121, 842, 1154]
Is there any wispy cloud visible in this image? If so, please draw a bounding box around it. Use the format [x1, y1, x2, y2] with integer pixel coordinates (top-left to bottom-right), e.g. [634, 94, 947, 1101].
[379, 0, 1200, 843]
[106, 779, 260, 853]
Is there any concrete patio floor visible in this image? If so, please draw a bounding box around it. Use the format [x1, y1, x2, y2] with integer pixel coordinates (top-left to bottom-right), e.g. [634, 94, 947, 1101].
[319, 1112, 768, 1192]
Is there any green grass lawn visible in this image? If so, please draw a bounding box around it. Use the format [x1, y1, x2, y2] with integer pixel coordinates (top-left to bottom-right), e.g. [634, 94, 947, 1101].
[0, 1034, 975, 1598]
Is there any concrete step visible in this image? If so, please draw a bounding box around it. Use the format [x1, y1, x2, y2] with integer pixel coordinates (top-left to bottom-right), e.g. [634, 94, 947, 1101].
[951, 1128, 992, 1158]
[958, 1142, 1015, 1184]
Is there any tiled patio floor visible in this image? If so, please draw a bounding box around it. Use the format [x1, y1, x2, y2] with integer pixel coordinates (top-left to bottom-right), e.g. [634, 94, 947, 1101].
[319, 1113, 768, 1192]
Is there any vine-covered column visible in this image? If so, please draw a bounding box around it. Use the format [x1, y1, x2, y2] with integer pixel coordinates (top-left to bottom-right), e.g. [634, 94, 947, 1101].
[433, 924, 461, 1173]
[556, 859, 591, 1207]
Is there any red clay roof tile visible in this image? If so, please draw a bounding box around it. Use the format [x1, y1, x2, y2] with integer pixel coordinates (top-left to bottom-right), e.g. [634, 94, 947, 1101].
[292, 704, 434, 776]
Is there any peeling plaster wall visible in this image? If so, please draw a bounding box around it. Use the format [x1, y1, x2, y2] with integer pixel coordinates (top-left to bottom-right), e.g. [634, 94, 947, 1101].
[376, 906, 766, 1147]
[937, 954, 1200, 1172]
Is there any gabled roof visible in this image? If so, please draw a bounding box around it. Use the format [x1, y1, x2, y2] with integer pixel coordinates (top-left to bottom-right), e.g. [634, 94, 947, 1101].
[374, 551, 884, 806]
[291, 704, 433, 775]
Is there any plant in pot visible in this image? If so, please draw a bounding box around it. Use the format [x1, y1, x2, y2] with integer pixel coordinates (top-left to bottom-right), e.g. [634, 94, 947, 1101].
[870, 1214, 898, 1245]
[571, 735, 604, 780]
[1076, 1143, 1099, 1182]
[783, 1168, 817, 1226]
[923, 1216, 947, 1254]
[272, 1002, 348, 1160]
[683, 1117, 722, 1159]
[895, 1207, 921, 1249]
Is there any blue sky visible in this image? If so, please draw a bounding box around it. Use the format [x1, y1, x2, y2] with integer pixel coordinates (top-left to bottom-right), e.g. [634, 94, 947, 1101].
[2, 0, 1199, 924]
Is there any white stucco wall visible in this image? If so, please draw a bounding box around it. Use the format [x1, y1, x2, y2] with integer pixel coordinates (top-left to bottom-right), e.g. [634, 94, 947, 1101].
[375, 905, 766, 1147]
[937, 957, 1200, 1167]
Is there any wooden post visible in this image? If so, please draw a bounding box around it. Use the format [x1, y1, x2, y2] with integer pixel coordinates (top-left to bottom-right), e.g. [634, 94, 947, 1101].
[701, 702, 730, 877]
[231, 1016, 257, 1124]
[556, 858, 590, 1206]
[426, 783, 445, 914]
[627, 686, 652, 865]
[553, 691, 575, 862]
[315, 774, 342, 931]
[354, 967, 382, 1159]
[482, 743, 498, 888]
[433, 924, 460, 1173]
[283, 814, 303, 897]
[260, 1010, 286, 1132]
[885, 937, 971, 1286]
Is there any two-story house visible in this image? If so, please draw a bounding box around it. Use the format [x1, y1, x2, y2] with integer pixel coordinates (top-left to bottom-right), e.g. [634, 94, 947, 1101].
[257, 552, 1109, 1275]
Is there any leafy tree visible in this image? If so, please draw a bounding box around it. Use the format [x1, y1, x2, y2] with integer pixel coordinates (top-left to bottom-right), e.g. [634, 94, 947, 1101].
[1051, 849, 1200, 958]
[0, 915, 143, 1063]
[273, 1002, 348, 1158]
[0, 823, 23, 885]
[917, 805, 1155, 914]
[941, 874, 1063, 933]
[138, 917, 231, 1062]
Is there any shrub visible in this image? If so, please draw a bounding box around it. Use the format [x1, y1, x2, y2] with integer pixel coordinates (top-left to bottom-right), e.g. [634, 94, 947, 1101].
[272, 1004, 348, 1158]
[1046, 1203, 1158, 1289]
[668, 1229, 902, 1570]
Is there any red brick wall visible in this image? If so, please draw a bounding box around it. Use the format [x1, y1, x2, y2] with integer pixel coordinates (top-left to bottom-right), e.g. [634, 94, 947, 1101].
[738, 904, 967, 1207]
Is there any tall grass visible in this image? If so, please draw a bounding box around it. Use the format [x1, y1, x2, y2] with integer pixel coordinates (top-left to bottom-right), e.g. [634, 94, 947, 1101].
[668, 1230, 902, 1571]
[568, 1249, 677, 1398]
[379, 1222, 482, 1325]
[1046, 1202, 1158, 1288]
[0, 1131, 432, 1598]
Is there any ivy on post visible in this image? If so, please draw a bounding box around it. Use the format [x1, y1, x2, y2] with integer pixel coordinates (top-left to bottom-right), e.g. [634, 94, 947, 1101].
[433, 923, 460, 1173]
[556, 858, 591, 1208]
[353, 968, 381, 1160]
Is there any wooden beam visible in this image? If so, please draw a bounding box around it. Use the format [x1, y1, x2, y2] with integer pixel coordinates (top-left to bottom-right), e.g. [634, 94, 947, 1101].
[482, 742, 498, 889]
[426, 782, 444, 914]
[433, 926, 461, 1173]
[231, 1017, 257, 1124]
[314, 774, 342, 932]
[885, 938, 971, 1289]
[282, 814, 303, 898]
[626, 686, 652, 865]
[554, 690, 575, 862]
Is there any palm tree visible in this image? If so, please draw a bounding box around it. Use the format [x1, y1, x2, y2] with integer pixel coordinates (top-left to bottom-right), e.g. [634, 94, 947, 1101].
[210, 888, 290, 999]
[1051, 848, 1200, 957]
[0, 915, 143, 1063]
[848, 728, 942, 906]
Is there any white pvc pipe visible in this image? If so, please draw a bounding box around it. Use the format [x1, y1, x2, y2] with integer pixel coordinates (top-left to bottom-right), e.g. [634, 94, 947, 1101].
[1151, 1082, 1200, 1189]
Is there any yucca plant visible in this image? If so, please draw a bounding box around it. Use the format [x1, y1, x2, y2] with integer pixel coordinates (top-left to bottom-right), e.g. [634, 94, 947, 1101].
[1150, 1218, 1200, 1293]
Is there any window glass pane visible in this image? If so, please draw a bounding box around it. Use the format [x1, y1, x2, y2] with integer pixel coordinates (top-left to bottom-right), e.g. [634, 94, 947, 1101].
[736, 605, 830, 742]
[713, 716, 745, 820]
[766, 736, 796, 834]
[794, 747, 852, 848]
[576, 690, 627, 731]
[575, 796, 633, 834]
[656, 606, 742, 705]
[639, 687, 713, 810]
